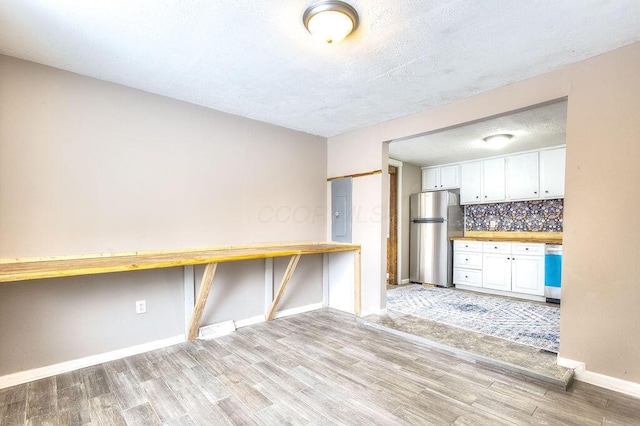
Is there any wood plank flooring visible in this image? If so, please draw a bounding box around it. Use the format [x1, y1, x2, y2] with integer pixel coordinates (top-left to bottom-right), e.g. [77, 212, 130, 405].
[1, 309, 639, 425]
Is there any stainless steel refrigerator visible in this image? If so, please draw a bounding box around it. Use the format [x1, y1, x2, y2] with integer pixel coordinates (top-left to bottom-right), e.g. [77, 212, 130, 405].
[409, 191, 463, 287]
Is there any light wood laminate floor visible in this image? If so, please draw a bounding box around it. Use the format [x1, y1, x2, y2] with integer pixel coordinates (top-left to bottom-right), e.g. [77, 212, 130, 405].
[1, 309, 638, 425]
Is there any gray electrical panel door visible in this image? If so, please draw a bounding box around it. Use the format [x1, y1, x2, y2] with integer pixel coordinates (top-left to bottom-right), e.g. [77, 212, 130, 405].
[331, 178, 352, 242]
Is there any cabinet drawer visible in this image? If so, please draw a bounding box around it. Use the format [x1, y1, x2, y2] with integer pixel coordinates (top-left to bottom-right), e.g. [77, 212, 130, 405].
[482, 242, 512, 254]
[454, 268, 482, 287]
[454, 252, 482, 269]
[512, 243, 545, 256]
[454, 240, 483, 252]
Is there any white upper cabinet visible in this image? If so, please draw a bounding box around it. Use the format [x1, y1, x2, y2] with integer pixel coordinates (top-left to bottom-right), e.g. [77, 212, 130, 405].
[540, 147, 566, 198]
[440, 164, 460, 189]
[457, 146, 565, 204]
[508, 152, 539, 200]
[482, 158, 506, 202]
[422, 168, 439, 191]
[422, 164, 460, 191]
[460, 161, 482, 204]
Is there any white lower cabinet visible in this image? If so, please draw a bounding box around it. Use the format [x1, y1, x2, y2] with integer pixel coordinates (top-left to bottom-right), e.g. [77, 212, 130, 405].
[511, 255, 545, 295]
[454, 240, 545, 299]
[453, 268, 482, 287]
[482, 254, 512, 291]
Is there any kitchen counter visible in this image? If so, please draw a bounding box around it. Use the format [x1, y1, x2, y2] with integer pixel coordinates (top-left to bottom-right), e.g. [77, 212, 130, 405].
[452, 231, 562, 245]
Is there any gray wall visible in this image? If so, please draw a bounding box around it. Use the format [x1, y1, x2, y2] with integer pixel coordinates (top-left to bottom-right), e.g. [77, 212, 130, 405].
[400, 163, 421, 282]
[0, 55, 327, 376]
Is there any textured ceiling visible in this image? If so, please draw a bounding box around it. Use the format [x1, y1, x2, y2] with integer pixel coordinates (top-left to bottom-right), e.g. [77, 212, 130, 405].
[389, 100, 567, 167]
[0, 1, 639, 137]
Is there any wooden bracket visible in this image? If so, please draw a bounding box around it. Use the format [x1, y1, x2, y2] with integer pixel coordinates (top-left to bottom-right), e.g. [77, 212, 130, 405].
[186, 262, 218, 341]
[266, 254, 302, 320]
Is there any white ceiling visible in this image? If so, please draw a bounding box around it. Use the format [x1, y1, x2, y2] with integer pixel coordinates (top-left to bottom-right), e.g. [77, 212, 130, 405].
[0, 1, 639, 137]
[390, 100, 567, 167]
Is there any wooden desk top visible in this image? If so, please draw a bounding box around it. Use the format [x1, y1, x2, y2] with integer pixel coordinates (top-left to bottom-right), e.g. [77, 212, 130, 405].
[0, 242, 360, 283]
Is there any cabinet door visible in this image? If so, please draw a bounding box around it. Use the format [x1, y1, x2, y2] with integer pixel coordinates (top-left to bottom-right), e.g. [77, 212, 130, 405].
[460, 161, 482, 204]
[482, 158, 506, 202]
[540, 148, 566, 198]
[511, 255, 545, 296]
[482, 253, 511, 291]
[508, 152, 539, 200]
[440, 164, 460, 189]
[422, 168, 439, 191]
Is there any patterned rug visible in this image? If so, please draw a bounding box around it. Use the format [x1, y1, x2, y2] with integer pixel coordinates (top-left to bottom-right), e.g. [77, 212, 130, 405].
[386, 285, 560, 352]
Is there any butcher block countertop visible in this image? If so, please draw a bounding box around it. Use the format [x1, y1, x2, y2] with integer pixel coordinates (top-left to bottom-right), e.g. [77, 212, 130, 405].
[452, 231, 563, 245]
[0, 242, 361, 283]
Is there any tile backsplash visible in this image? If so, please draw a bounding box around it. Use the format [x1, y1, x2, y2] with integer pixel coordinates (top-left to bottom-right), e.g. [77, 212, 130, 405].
[464, 199, 563, 232]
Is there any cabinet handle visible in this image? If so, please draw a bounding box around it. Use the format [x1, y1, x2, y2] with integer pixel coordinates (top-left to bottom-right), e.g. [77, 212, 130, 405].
[494, 246, 497, 249]
[545, 190, 549, 193]
[525, 248, 529, 251]
[465, 258, 469, 261]
[465, 275, 468, 278]
[475, 196, 479, 199]
[440, 185, 443, 187]
[484, 195, 487, 198]
[534, 191, 537, 194]
[507, 257, 511, 260]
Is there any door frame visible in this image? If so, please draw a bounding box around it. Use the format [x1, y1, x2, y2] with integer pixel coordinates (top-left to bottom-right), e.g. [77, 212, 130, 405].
[389, 158, 403, 285]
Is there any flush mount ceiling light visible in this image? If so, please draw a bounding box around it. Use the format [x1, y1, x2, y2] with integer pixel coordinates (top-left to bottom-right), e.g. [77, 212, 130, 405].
[483, 134, 513, 149]
[303, 1, 359, 44]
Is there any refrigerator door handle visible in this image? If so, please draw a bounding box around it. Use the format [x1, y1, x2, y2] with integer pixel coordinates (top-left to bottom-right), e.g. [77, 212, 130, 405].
[412, 218, 445, 224]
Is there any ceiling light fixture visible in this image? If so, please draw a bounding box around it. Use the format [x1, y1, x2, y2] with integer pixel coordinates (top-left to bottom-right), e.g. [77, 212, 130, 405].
[303, 1, 359, 44]
[483, 134, 513, 149]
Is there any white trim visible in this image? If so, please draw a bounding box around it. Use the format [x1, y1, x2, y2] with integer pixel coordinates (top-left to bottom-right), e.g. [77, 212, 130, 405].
[264, 258, 274, 314]
[199, 320, 236, 339]
[557, 356, 640, 398]
[400, 279, 410, 285]
[273, 302, 324, 319]
[183, 265, 195, 336]
[234, 315, 266, 329]
[322, 253, 330, 307]
[0, 335, 184, 390]
[0, 302, 326, 390]
[201, 303, 325, 338]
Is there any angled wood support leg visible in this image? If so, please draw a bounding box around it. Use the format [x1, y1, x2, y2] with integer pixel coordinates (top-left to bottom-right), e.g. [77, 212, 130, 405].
[354, 249, 361, 316]
[187, 263, 218, 341]
[266, 254, 302, 320]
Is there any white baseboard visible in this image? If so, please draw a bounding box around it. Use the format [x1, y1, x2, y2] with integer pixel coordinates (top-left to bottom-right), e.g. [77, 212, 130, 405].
[400, 279, 410, 285]
[235, 315, 266, 329]
[273, 302, 324, 320]
[199, 320, 236, 339]
[199, 303, 324, 338]
[0, 303, 326, 389]
[557, 356, 640, 398]
[0, 334, 184, 390]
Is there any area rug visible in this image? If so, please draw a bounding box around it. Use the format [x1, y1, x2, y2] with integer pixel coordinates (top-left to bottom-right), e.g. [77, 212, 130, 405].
[386, 285, 560, 352]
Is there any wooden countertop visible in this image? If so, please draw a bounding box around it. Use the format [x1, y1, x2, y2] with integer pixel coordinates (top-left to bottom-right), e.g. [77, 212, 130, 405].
[0, 242, 361, 283]
[452, 231, 562, 245]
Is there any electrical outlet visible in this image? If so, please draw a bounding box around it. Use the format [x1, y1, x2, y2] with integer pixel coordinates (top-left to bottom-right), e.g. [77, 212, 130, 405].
[136, 300, 146, 314]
